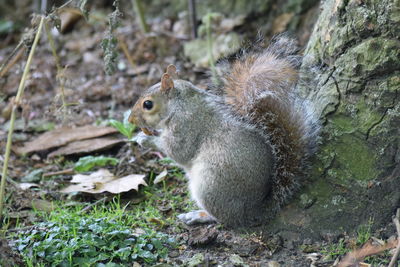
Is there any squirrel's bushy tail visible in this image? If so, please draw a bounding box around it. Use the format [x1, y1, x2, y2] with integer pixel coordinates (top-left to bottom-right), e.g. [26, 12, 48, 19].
[219, 35, 319, 205]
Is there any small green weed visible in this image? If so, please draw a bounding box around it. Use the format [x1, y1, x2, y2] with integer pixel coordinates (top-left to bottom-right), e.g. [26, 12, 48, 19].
[109, 110, 136, 139]
[74, 155, 119, 172]
[320, 220, 390, 265]
[320, 237, 347, 259]
[14, 198, 175, 266]
[355, 219, 372, 246]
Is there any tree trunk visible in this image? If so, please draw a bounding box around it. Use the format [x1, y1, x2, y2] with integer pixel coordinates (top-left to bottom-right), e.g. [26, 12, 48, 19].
[267, 0, 400, 238]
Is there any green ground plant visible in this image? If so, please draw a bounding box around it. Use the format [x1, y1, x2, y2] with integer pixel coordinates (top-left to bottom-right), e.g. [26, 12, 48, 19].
[13, 197, 176, 266]
[74, 156, 119, 173]
[320, 220, 390, 265]
[108, 110, 136, 140]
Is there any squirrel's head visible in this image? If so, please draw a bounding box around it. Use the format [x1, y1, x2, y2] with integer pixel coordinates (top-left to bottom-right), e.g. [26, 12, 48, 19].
[129, 65, 178, 136]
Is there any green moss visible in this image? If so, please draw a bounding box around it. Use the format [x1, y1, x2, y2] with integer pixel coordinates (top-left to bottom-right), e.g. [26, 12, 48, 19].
[355, 100, 383, 135]
[330, 115, 356, 134]
[336, 38, 400, 78]
[282, 0, 319, 14]
[307, 179, 333, 200]
[332, 135, 379, 181]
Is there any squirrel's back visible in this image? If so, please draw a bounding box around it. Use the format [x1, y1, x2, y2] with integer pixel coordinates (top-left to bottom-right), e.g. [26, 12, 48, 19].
[216, 35, 320, 206]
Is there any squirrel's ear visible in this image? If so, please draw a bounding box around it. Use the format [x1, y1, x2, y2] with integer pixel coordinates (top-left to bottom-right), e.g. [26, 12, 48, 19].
[166, 64, 178, 79]
[161, 73, 174, 92]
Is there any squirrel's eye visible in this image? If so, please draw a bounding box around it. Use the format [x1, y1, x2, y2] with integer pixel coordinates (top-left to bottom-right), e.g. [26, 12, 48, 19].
[143, 100, 154, 110]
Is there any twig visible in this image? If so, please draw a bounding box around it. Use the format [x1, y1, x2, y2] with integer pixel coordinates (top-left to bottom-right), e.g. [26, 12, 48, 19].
[188, 0, 197, 39]
[337, 240, 396, 267]
[0, 46, 25, 78]
[0, 16, 45, 222]
[389, 208, 400, 267]
[44, 21, 61, 72]
[0, 41, 24, 77]
[117, 35, 136, 69]
[44, 20, 69, 122]
[78, 197, 108, 214]
[42, 168, 75, 178]
[57, 0, 74, 11]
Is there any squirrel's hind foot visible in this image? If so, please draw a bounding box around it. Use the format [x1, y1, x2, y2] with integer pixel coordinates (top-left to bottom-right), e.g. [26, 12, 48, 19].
[177, 210, 217, 225]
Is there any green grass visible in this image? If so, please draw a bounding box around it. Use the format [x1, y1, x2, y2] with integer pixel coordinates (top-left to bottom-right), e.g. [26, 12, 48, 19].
[13, 196, 176, 266]
[320, 220, 391, 265]
[9, 160, 193, 266]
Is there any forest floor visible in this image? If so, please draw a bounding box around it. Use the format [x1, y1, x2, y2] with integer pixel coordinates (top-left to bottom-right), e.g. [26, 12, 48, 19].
[0, 4, 397, 267]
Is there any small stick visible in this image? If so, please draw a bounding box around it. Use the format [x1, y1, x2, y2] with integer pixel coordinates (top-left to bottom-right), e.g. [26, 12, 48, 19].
[188, 0, 197, 39]
[78, 197, 108, 214]
[0, 41, 24, 77]
[0, 46, 25, 78]
[117, 35, 136, 69]
[0, 16, 45, 221]
[131, 0, 149, 33]
[389, 208, 400, 267]
[43, 168, 75, 178]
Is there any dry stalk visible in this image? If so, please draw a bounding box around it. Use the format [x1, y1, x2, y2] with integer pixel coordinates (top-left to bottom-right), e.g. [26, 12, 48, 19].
[0, 16, 45, 222]
[118, 35, 136, 69]
[44, 20, 69, 122]
[131, 0, 149, 33]
[337, 240, 397, 267]
[0, 45, 25, 78]
[389, 208, 400, 267]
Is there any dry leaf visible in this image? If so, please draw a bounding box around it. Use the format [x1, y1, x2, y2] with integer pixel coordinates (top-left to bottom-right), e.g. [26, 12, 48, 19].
[18, 183, 39, 190]
[71, 169, 115, 183]
[154, 169, 168, 184]
[59, 8, 83, 33]
[48, 137, 124, 158]
[13, 125, 117, 155]
[338, 240, 397, 267]
[60, 169, 147, 194]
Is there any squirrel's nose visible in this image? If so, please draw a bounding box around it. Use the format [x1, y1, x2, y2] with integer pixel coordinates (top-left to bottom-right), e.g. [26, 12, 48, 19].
[128, 110, 137, 125]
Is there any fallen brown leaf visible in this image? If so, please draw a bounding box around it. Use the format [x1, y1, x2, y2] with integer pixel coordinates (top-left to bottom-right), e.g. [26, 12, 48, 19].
[338, 239, 397, 267]
[60, 169, 147, 194]
[59, 8, 83, 33]
[13, 125, 118, 155]
[18, 183, 39, 190]
[48, 137, 124, 158]
[153, 169, 168, 184]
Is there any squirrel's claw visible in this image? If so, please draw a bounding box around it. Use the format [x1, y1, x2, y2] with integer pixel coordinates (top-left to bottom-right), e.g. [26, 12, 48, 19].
[178, 210, 216, 225]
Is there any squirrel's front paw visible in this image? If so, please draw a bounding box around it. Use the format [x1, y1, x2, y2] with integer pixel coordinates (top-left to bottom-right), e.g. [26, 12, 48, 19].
[177, 210, 216, 225]
[132, 132, 155, 148]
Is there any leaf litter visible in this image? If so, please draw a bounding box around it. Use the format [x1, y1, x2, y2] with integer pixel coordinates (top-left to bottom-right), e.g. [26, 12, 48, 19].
[60, 168, 147, 194]
[13, 125, 119, 155]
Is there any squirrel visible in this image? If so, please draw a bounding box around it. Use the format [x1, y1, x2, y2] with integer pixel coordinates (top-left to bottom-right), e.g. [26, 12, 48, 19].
[128, 36, 320, 227]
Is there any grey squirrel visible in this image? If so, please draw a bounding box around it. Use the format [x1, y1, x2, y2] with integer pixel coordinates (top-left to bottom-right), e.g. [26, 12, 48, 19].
[128, 36, 320, 227]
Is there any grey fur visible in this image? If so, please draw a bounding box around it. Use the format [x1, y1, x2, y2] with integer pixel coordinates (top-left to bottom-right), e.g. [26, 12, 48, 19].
[132, 36, 319, 227]
[136, 80, 275, 226]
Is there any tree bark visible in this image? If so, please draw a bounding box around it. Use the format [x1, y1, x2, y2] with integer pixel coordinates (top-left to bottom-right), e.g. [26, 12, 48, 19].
[266, 0, 400, 238]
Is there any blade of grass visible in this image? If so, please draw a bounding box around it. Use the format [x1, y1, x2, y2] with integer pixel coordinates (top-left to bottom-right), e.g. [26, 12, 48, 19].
[0, 16, 45, 222]
[131, 0, 149, 33]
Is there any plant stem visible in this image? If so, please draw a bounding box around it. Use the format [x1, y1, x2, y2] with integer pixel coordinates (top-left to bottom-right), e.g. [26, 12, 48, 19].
[0, 16, 45, 222]
[45, 20, 68, 122]
[0, 41, 24, 78]
[188, 0, 197, 39]
[131, 0, 149, 33]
